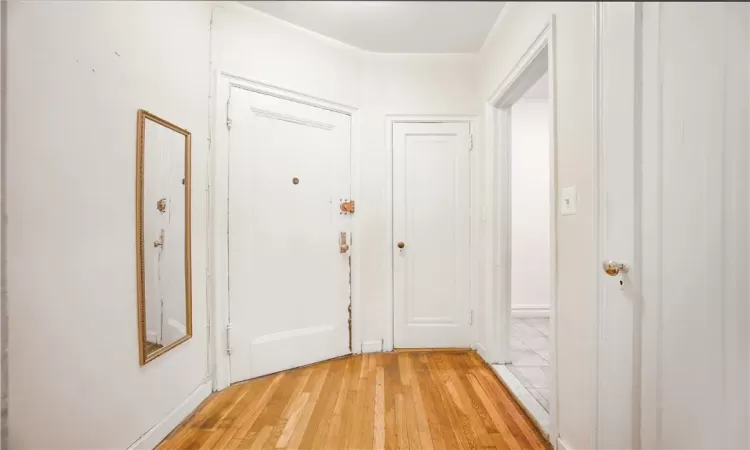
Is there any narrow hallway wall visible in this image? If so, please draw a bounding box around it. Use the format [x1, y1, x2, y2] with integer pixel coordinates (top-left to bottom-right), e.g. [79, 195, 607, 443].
[7, 1, 212, 448]
[478, 3, 598, 448]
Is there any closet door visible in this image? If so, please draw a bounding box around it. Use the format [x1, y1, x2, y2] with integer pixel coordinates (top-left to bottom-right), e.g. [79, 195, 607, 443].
[392, 121, 472, 348]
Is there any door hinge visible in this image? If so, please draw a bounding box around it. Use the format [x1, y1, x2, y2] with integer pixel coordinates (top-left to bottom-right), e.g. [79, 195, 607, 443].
[226, 118, 232, 130]
[470, 309, 474, 325]
[226, 323, 233, 355]
[469, 134, 474, 151]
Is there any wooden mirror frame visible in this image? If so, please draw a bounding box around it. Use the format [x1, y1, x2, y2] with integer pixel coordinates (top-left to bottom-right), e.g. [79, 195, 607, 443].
[135, 109, 193, 365]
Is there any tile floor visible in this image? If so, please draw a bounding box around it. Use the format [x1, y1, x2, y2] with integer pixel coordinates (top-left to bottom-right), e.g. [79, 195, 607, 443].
[508, 317, 550, 412]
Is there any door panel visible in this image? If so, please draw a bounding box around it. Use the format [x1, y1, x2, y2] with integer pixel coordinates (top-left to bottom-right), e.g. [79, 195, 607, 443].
[228, 88, 351, 382]
[393, 122, 471, 348]
[640, 3, 749, 448]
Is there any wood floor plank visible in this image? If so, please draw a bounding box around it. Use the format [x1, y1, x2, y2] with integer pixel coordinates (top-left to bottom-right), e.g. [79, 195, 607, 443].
[411, 352, 460, 450]
[157, 351, 550, 450]
[263, 367, 313, 449]
[300, 358, 346, 448]
[428, 353, 482, 449]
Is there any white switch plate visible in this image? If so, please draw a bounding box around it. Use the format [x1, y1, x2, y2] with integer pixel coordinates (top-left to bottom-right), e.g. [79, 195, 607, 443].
[561, 185, 577, 215]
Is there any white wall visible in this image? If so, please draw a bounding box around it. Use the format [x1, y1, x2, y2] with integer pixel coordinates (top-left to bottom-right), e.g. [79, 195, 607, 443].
[478, 3, 598, 449]
[510, 99, 550, 315]
[7, 2, 212, 448]
[211, 2, 362, 108]
[8, 1, 483, 446]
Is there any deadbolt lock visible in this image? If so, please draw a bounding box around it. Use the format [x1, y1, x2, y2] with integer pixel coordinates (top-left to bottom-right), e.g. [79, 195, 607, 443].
[340, 199, 356, 215]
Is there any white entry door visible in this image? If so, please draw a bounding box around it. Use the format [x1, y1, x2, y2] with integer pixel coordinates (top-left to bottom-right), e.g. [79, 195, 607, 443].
[392, 122, 472, 348]
[227, 88, 352, 383]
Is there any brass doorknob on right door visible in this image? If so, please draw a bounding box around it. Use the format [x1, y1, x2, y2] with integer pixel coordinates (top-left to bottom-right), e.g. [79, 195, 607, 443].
[397, 242, 406, 249]
[602, 260, 628, 276]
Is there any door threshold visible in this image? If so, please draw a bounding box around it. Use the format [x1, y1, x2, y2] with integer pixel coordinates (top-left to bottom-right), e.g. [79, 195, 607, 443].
[491, 364, 550, 438]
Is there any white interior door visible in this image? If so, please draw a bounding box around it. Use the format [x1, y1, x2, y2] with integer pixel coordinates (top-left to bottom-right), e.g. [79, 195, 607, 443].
[640, 3, 749, 448]
[393, 121, 471, 348]
[227, 88, 352, 383]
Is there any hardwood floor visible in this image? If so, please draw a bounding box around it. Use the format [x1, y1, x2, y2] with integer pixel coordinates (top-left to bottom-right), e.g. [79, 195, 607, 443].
[158, 350, 550, 449]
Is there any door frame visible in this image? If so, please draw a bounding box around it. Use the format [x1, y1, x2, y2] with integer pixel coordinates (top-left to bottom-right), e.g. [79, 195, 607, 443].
[483, 16, 559, 442]
[210, 71, 362, 391]
[384, 115, 479, 352]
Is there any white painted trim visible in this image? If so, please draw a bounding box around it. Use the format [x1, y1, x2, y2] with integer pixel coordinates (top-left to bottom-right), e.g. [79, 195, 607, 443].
[474, 342, 490, 362]
[483, 16, 559, 444]
[384, 114, 479, 352]
[361, 340, 383, 353]
[592, 4, 604, 448]
[126, 381, 211, 450]
[556, 437, 575, 450]
[511, 306, 550, 318]
[210, 71, 362, 390]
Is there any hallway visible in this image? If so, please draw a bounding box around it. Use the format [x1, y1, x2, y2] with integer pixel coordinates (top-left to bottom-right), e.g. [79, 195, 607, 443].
[159, 351, 548, 449]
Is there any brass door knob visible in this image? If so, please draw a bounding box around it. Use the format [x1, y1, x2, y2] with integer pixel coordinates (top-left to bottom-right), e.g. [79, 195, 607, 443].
[602, 260, 628, 276]
[397, 242, 406, 249]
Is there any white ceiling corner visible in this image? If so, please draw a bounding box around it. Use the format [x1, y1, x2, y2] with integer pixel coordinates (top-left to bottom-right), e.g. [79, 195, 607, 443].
[241, 1, 506, 53]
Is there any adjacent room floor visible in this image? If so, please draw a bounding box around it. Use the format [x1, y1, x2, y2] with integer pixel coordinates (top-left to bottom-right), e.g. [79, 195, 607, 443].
[159, 351, 549, 449]
[508, 318, 551, 412]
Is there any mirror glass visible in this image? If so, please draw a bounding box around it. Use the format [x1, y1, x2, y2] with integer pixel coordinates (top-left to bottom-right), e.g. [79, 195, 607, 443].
[136, 110, 192, 365]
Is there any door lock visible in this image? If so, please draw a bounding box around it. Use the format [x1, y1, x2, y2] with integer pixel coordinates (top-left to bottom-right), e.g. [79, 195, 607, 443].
[340, 199, 356, 215]
[339, 232, 350, 253]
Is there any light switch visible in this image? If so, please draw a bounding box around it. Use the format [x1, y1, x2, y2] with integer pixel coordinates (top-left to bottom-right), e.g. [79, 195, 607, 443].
[561, 185, 577, 215]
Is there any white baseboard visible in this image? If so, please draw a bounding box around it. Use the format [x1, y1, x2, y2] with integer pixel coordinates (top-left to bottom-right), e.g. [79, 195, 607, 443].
[127, 381, 211, 450]
[511, 305, 550, 318]
[474, 342, 491, 363]
[361, 340, 383, 353]
[556, 437, 574, 450]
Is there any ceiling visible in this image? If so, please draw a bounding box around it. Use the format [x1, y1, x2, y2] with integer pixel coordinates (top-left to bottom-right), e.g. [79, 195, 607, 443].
[241, 1, 506, 53]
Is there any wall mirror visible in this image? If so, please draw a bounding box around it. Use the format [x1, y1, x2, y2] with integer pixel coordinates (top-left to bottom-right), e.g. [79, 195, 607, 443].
[136, 109, 192, 365]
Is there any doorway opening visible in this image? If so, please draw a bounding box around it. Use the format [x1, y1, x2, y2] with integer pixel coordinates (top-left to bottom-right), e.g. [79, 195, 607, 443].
[485, 19, 557, 439]
[506, 72, 552, 417]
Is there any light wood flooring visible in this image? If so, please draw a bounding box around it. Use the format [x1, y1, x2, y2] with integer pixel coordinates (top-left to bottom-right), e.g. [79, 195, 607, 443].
[158, 350, 550, 449]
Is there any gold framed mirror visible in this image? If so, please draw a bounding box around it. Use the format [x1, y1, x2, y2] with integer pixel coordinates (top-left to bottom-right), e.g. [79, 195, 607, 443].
[136, 109, 192, 365]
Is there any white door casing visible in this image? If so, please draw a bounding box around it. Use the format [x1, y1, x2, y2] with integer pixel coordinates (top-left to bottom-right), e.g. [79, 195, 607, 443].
[226, 87, 352, 382]
[596, 2, 639, 448]
[482, 17, 558, 441]
[392, 121, 472, 349]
